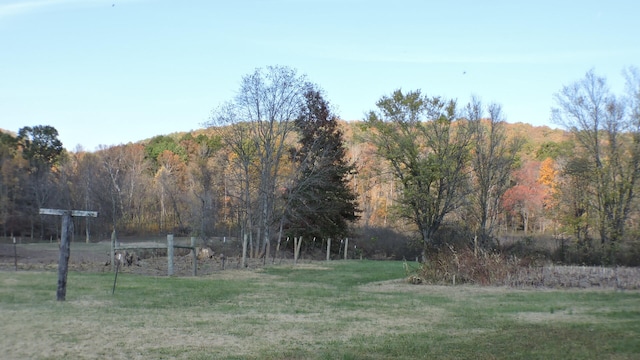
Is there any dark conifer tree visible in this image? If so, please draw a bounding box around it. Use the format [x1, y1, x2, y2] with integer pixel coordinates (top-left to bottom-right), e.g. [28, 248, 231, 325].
[284, 90, 359, 241]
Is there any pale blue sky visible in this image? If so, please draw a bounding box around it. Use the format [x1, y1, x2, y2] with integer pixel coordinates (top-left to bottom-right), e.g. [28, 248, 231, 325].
[1, 0, 639, 151]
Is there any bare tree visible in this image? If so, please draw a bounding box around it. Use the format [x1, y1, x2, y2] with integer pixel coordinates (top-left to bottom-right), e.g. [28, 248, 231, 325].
[552, 69, 640, 262]
[468, 98, 523, 248]
[154, 150, 188, 233]
[97, 145, 127, 236]
[185, 135, 225, 241]
[208, 66, 312, 260]
[95, 144, 152, 236]
[69, 151, 95, 242]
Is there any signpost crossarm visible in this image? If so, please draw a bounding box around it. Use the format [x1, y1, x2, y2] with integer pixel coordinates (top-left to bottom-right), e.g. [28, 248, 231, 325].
[39, 208, 97, 217]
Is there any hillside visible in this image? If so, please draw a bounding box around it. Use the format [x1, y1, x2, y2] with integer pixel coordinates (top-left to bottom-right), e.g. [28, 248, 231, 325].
[138, 120, 572, 160]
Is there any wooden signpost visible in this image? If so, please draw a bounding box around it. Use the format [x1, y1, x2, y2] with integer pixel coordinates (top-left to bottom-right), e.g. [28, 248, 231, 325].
[39, 208, 98, 301]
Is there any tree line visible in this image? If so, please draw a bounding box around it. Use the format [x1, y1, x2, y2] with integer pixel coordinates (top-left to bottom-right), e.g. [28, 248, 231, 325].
[1, 66, 639, 265]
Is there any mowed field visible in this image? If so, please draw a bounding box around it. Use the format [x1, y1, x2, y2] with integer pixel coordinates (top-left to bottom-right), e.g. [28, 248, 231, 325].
[1, 260, 639, 360]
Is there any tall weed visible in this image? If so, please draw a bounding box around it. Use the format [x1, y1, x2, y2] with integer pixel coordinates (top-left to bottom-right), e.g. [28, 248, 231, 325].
[418, 246, 522, 285]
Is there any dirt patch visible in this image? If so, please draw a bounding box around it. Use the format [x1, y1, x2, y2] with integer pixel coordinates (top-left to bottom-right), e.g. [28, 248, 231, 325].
[0, 241, 312, 276]
[360, 280, 519, 300]
[513, 310, 595, 323]
[504, 265, 640, 290]
[0, 242, 109, 272]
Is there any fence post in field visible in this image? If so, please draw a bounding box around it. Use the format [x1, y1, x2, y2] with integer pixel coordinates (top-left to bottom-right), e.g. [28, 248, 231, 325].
[294, 236, 303, 265]
[167, 234, 174, 276]
[13, 237, 17, 271]
[242, 232, 248, 269]
[191, 236, 197, 276]
[39, 208, 98, 301]
[344, 238, 349, 260]
[58, 214, 72, 300]
[293, 237, 298, 265]
[110, 230, 116, 272]
[326, 238, 331, 261]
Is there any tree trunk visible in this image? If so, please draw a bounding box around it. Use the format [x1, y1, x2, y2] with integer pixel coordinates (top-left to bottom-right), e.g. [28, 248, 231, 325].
[261, 193, 270, 260]
[274, 217, 285, 263]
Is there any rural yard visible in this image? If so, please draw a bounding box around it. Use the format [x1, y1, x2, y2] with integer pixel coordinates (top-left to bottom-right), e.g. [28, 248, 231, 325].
[1, 240, 640, 359]
[3, 1, 640, 359]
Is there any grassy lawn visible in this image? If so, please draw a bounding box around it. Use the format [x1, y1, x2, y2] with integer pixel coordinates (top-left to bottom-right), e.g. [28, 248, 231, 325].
[1, 260, 639, 359]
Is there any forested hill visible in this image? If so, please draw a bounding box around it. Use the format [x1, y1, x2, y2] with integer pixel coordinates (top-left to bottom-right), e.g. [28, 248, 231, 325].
[498, 122, 571, 159]
[137, 120, 572, 162]
[117, 119, 573, 232]
[0, 119, 573, 243]
[0, 129, 16, 137]
[2, 120, 571, 159]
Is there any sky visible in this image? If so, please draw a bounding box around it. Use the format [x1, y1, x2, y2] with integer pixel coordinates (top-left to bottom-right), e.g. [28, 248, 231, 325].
[1, 0, 639, 151]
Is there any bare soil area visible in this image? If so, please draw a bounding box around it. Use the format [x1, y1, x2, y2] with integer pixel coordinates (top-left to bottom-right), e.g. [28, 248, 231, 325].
[505, 265, 640, 290]
[0, 239, 302, 276]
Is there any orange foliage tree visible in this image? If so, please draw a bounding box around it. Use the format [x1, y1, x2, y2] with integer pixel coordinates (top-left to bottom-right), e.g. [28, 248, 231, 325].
[538, 157, 559, 212]
[501, 160, 546, 234]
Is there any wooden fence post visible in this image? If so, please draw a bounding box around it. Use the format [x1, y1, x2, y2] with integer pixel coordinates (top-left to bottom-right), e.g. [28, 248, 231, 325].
[326, 238, 331, 261]
[241, 232, 248, 269]
[293, 237, 298, 265]
[56, 213, 72, 301]
[344, 238, 349, 260]
[294, 236, 303, 265]
[167, 234, 174, 276]
[191, 236, 197, 276]
[110, 230, 116, 272]
[13, 237, 17, 271]
[39, 208, 97, 301]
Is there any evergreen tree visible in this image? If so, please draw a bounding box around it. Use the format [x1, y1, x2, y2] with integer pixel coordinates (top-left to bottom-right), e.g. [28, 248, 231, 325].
[285, 90, 359, 241]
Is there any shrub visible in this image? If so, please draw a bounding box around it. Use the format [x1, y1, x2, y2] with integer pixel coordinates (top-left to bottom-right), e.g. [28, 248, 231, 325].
[417, 246, 522, 285]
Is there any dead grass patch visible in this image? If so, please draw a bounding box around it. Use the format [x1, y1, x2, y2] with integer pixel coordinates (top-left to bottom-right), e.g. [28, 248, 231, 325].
[270, 263, 332, 271]
[513, 310, 594, 323]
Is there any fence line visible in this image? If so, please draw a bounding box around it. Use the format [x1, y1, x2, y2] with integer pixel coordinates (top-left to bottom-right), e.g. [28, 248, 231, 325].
[111, 234, 197, 276]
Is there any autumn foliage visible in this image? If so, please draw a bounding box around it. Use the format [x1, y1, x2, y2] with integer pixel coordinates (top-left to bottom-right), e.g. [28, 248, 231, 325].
[2, 68, 640, 266]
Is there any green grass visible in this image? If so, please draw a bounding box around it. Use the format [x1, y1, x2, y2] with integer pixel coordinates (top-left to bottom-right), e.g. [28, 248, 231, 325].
[1, 260, 639, 359]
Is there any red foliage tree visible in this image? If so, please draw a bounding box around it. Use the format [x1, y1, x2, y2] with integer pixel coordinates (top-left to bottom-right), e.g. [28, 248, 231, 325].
[501, 160, 546, 234]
